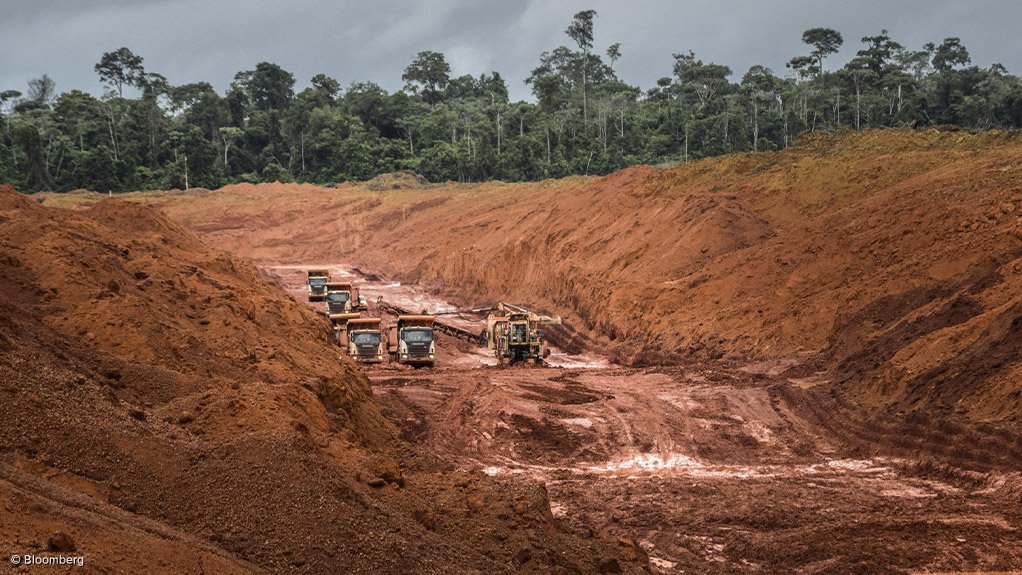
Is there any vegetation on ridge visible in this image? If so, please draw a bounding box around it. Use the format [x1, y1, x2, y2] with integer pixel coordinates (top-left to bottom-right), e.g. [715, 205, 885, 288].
[2, 11, 1021, 192]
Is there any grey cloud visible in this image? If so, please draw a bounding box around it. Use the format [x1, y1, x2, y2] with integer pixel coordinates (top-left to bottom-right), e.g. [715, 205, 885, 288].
[1, 0, 1020, 102]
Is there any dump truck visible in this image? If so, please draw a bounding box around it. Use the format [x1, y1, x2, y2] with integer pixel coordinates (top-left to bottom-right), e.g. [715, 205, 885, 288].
[345, 317, 386, 363]
[388, 315, 435, 367]
[484, 303, 560, 365]
[324, 282, 366, 315]
[307, 269, 330, 302]
[329, 312, 361, 347]
[377, 298, 485, 345]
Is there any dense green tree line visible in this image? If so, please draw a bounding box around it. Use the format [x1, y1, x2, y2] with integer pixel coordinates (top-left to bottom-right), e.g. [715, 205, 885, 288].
[2, 12, 1021, 192]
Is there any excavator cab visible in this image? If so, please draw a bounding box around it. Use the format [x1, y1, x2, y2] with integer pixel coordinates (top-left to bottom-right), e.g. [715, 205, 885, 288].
[505, 313, 540, 363]
[508, 314, 531, 345]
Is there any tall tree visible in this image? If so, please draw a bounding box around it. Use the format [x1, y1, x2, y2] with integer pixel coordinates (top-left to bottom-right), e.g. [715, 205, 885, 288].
[1, 90, 22, 168]
[802, 28, 844, 75]
[246, 62, 295, 111]
[674, 52, 732, 109]
[566, 9, 597, 123]
[930, 37, 971, 72]
[15, 124, 50, 191]
[309, 74, 341, 106]
[402, 51, 451, 105]
[95, 47, 146, 97]
[219, 126, 243, 168]
[741, 65, 780, 151]
[606, 43, 621, 75]
[27, 74, 57, 107]
[857, 30, 903, 75]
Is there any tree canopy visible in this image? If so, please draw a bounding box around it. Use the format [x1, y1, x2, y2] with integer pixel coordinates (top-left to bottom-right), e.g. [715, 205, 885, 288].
[2, 15, 1020, 192]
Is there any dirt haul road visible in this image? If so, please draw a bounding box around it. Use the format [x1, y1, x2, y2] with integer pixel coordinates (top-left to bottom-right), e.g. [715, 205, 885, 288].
[32, 129, 1022, 573]
[269, 265, 1022, 575]
[0, 188, 648, 575]
[52, 129, 1022, 428]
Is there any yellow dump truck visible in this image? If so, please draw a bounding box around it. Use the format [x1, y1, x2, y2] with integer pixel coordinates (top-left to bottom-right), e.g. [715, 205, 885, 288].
[388, 315, 435, 367]
[345, 317, 385, 364]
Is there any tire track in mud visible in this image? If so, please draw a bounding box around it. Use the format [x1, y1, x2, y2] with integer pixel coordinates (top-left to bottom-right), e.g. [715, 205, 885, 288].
[265, 263, 1022, 575]
[366, 362, 1022, 574]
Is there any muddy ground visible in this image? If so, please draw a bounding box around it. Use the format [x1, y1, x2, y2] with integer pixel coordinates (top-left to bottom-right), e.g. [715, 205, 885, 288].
[0, 190, 649, 575]
[267, 264, 1022, 575]
[22, 129, 1022, 573]
[91, 129, 1022, 426]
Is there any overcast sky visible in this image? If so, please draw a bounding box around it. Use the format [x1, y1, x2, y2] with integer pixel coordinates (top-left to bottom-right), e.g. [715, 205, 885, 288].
[3, 0, 1021, 102]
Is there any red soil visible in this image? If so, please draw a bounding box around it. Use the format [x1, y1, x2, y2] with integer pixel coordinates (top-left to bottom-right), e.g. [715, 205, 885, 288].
[20, 128, 1022, 573]
[94, 129, 1022, 425]
[0, 186, 646, 574]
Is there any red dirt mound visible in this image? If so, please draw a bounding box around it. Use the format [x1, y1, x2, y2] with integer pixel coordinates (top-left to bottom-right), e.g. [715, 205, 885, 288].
[0, 187, 646, 574]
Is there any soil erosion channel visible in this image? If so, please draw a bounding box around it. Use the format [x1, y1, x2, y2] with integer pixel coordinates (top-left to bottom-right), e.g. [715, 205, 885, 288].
[265, 264, 1022, 575]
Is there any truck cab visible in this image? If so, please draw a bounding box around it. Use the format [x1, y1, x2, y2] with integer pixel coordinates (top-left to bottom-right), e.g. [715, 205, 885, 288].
[307, 269, 330, 302]
[324, 282, 359, 315]
[346, 318, 385, 363]
[388, 315, 435, 367]
[325, 281, 368, 315]
[329, 312, 361, 346]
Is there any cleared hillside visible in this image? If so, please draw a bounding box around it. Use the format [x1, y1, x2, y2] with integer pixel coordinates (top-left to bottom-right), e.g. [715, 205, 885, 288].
[0, 185, 644, 574]
[64, 129, 1022, 427]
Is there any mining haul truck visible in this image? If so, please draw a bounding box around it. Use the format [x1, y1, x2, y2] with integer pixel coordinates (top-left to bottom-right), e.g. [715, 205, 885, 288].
[307, 269, 330, 302]
[485, 303, 560, 365]
[345, 317, 386, 364]
[324, 282, 367, 315]
[388, 315, 435, 367]
[329, 312, 361, 347]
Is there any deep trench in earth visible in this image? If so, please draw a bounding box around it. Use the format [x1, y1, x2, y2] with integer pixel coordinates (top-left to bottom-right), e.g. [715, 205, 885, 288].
[262, 263, 1022, 575]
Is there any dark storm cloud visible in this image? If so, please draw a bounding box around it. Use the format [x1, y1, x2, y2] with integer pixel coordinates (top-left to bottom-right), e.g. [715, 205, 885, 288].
[2, 0, 1021, 101]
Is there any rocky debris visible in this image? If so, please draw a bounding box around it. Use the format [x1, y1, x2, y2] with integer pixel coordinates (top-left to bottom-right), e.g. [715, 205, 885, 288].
[47, 530, 76, 552]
